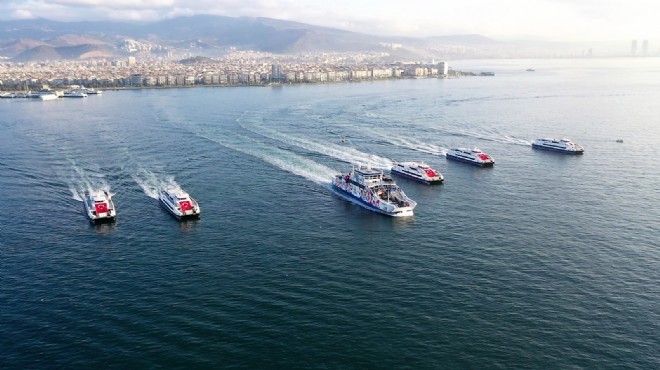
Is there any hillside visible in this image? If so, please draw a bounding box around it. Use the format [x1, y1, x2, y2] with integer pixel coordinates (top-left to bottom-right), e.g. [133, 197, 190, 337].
[0, 15, 572, 61]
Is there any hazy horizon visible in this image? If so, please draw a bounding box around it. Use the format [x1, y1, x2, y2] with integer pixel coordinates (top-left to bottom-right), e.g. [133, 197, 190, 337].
[1, 0, 659, 43]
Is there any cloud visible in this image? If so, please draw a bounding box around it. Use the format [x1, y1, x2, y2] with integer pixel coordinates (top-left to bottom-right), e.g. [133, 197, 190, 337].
[11, 9, 36, 19]
[0, 0, 659, 41]
[52, 0, 176, 8]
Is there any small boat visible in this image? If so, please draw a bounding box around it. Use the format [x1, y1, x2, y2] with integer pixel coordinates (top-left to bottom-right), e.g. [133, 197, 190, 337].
[159, 188, 201, 220]
[84, 88, 102, 95]
[526, 68, 535, 72]
[446, 148, 495, 167]
[333, 166, 417, 217]
[83, 190, 116, 223]
[532, 138, 584, 154]
[615, 139, 623, 143]
[0, 92, 16, 99]
[39, 93, 58, 101]
[391, 161, 444, 184]
[63, 90, 88, 98]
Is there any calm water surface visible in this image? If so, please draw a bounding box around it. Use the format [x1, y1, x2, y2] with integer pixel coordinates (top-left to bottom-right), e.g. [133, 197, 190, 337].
[1, 58, 659, 368]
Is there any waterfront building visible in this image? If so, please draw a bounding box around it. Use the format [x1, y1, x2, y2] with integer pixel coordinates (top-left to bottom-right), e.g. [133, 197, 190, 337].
[128, 74, 142, 87]
[437, 61, 448, 76]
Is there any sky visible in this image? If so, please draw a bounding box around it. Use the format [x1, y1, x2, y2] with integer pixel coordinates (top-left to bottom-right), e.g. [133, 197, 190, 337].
[1, 0, 659, 42]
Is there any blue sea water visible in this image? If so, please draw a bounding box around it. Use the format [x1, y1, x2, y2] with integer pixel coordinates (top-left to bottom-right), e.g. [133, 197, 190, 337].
[1, 58, 659, 368]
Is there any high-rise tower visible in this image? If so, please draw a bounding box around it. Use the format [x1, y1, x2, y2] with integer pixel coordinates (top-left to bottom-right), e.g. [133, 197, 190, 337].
[642, 40, 649, 56]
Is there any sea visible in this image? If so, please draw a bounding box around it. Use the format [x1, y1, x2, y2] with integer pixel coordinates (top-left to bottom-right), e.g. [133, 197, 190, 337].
[1, 58, 659, 369]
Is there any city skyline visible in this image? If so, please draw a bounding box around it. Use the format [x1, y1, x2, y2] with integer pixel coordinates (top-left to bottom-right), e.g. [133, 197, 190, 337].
[1, 0, 659, 43]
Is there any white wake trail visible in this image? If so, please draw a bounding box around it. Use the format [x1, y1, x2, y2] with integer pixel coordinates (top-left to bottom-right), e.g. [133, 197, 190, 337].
[198, 132, 336, 184]
[239, 120, 393, 169]
[67, 160, 111, 202]
[131, 168, 179, 199]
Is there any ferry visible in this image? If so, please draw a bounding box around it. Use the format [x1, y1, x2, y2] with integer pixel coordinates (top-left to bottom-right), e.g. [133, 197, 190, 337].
[532, 138, 584, 154]
[446, 148, 495, 167]
[333, 166, 417, 217]
[63, 90, 87, 98]
[159, 188, 201, 220]
[391, 161, 444, 185]
[83, 190, 116, 223]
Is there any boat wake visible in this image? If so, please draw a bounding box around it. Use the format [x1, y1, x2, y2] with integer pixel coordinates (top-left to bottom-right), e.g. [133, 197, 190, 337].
[439, 127, 531, 146]
[238, 118, 394, 169]
[66, 160, 112, 202]
[369, 132, 449, 156]
[131, 167, 179, 199]
[198, 130, 336, 184]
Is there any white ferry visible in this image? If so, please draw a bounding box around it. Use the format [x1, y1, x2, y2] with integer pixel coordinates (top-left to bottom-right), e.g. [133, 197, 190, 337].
[391, 161, 444, 185]
[39, 93, 58, 101]
[333, 166, 417, 217]
[83, 190, 116, 223]
[446, 148, 495, 167]
[159, 188, 201, 220]
[532, 138, 584, 154]
[63, 90, 87, 98]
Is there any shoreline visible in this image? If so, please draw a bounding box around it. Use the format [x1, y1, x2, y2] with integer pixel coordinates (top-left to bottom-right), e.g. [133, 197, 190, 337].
[1, 75, 471, 94]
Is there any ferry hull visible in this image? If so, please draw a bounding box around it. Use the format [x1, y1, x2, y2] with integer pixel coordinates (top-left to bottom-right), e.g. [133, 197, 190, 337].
[446, 154, 494, 167]
[89, 215, 116, 224]
[532, 143, 584, 154]
[391, 169, 443, 185]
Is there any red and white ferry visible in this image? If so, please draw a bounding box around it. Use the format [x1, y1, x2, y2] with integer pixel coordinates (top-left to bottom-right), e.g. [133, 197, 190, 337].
[159, 188, 201, 220]
[446, 147, 495, 167]
[333, 166, 416, 217]
[83, 190, 116, 223]
[391, 161, 444, 185]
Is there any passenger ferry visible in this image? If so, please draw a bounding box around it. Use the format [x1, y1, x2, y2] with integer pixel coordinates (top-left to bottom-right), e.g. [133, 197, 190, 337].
[446, 148, 495, 167]
[83, 190, 116, 223]
[63, 90, 87, 98]
[391, 161, 444, 184]
[84, 88, 102, 95]
[333, 166, 417, 217]
[532, 138, 584, 154]
[159, 188, 201, 220]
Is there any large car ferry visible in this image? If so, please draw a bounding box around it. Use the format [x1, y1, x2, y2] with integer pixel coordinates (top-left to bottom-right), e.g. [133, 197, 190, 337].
[333, 166, 417, 217]
[446, 147, 495, 167]
[391, 161, 444, 185]
[83, 190, 116, 223]
[159, 188, 201, 220]
[532, 138, 584, 154]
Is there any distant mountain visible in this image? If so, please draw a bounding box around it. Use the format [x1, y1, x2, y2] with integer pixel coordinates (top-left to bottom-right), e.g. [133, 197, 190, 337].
[49, 34, 106, 47]
[11, 44, 121, 62]
[0, 38, 50, 56]
[0, 15, 590, 61]
[0, 15, 415, 60]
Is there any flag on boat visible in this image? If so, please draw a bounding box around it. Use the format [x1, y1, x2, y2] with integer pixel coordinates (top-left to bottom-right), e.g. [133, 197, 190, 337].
[179, 200, 193, 212]
[95, 203, 108, 214]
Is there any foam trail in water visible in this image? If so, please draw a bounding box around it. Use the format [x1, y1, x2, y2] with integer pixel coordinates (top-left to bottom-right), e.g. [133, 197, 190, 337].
[67, 160, 111, 202]
[239, 119, 393, 169]
[198, 131, 336, 184]
[363, 129, 448, 156]
[440, 127, 531, 146]
[386, 136, 448, 156]
[131, 168, 179, 199]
